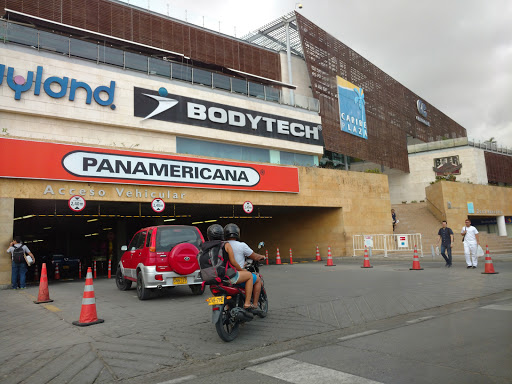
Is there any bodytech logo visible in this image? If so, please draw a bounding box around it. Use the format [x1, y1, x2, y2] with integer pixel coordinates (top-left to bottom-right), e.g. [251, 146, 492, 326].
[0, 64, 116, 109]
[134, 86, 323, 146]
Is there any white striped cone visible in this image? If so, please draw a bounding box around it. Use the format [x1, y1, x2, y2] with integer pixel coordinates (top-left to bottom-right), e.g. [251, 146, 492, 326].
[108, 259, 112, 279]
[289, 248, 293, 264]
[482, 245, 498, 274]
[325, 246, 335, 266]
[265, 250, 269, 265]
[361, 246, 373, 268]
[93, 260, 97, 279]
[276, 248, 282, 265]
[410, 245, 423, 270]
[72, 267, 104, 326]
[315, 246, 322, 261]
[54, 263, 60, 280]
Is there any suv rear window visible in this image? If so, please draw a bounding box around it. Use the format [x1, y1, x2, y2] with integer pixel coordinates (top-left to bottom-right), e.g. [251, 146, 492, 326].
[156, 226, 202, 252]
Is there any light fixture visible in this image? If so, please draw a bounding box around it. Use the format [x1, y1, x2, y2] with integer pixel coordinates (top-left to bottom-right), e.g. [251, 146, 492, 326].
[191, 221, 204, 224]
[43, 227, 52, 230]
[87, 218, 98, 222]
[164, 218, 176, 222]
[204, 220, 217, 223]
[295, 2, 303, 9]
[84, 233, 99, 237]
[103, 227, 113, 230]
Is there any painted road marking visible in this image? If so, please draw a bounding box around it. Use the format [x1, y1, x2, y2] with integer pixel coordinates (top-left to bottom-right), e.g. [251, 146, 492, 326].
[249, 350, 296, 364]
[43, 304, 61, 312]
[155, 375, 197, 384]
[247, 357, 383, 383]
[338, 330, 379, 342]
[481, 304, 512, 311]
[406, 316, 435, 324]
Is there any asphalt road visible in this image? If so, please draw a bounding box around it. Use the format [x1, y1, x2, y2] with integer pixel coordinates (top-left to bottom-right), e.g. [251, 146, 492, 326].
[1, 258, 511, 384]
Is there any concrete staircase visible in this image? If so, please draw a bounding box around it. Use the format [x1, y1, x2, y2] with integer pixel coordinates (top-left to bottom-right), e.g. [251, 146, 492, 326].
[392, 202, 512, 255]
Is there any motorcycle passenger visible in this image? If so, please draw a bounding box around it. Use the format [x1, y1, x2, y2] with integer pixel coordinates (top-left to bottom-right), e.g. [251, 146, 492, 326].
[223, 223, 265, 314]
[204, 224, 256, 312]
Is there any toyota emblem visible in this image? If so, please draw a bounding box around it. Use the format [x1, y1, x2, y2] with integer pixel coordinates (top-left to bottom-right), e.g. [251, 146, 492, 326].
[184, 257, 190, 261]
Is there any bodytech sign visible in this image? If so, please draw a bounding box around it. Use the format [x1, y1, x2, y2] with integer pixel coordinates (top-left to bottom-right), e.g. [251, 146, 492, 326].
[134, 87, 323, 146]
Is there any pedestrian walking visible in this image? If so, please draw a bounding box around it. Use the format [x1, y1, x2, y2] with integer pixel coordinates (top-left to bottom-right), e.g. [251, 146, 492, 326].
[436, 220, 454, 267]
[461, 219, 480, 269]
[391, 209, 398, 232]
[7, 236, 35, 289]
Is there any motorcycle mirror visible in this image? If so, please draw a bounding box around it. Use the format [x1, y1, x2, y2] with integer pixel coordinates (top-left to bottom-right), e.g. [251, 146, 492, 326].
[257, 241, 265, 249]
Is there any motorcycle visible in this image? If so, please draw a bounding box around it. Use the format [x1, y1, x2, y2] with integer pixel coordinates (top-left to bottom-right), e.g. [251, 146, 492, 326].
[206, 257, 268, 342]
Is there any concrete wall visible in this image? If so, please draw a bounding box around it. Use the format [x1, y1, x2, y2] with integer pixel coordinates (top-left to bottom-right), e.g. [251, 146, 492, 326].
[425, 181, 512, 232]
[279, 51, 314, 106]
[388, 146, 488, 204]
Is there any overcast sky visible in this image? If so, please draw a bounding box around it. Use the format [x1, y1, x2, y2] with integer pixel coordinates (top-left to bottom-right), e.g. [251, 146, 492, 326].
[124, 0, 512, 147]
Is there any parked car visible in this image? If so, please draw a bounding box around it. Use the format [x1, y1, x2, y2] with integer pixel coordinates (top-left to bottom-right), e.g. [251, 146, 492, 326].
[37, 253, 80, 280]
[116, 225, 205, 300]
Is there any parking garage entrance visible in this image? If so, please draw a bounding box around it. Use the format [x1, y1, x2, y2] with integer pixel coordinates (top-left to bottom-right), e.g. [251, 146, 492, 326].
[12, 198, 326, 283]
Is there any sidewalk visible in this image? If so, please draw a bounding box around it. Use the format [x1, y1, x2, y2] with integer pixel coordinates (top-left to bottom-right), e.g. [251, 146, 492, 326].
[1, 259, 511, 383]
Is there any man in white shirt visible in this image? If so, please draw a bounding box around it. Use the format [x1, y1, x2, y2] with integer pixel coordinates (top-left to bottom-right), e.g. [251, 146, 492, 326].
[224, 224, 265, 314]
[461, 219, 480, 269]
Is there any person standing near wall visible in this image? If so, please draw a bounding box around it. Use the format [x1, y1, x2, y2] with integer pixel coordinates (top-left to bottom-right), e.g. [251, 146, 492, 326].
[391, 209, 398, 232]
[437, 220, 454, 267]
[461, 219, 480, 269]
[7, 236, 35, 289]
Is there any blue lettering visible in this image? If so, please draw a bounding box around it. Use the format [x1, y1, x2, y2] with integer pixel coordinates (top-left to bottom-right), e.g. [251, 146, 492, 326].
[43, 76, 69, 99]
[7, 67, 33, 100]
[69, 79, 93, 104]
[93, 81, 116, 106]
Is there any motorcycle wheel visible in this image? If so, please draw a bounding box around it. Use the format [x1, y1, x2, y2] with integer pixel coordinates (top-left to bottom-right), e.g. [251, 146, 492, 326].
[215, 305, 239, 342]
[257, 288, 268, 318]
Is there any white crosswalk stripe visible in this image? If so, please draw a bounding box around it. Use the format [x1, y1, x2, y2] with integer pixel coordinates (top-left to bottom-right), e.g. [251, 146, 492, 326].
[481, 304, 512, 311]
[247, 357, 383, 384]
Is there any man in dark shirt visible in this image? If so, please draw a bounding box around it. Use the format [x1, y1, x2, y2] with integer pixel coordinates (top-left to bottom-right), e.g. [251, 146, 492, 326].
[437, 220, 454, 267]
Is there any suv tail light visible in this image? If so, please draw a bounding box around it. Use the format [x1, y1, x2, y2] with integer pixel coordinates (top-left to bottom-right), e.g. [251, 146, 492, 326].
[149, 246, 156, 252]
[155, 274, 163, 281]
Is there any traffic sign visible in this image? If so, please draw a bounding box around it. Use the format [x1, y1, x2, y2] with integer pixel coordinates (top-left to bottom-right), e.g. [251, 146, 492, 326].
[151, 198, 166, 213]
[68, 195, 86, 212]
[243, 201, 253, 214]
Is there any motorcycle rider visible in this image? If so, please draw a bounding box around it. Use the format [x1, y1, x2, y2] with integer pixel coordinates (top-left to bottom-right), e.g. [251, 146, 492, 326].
[203, 224, 256, 312]
[223, 223, 265, 314]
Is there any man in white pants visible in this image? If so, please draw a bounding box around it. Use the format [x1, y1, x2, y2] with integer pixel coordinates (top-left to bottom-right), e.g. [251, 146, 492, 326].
[461, 219, 480, 269]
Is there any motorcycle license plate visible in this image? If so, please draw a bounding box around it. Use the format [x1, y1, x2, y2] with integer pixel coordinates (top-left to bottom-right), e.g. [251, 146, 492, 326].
[173, 277, 188, 285]
[206, 296, 224, 305]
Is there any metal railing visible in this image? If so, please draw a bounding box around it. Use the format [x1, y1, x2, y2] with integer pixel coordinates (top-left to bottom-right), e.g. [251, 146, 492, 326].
[0, 19, 320, 112]
[353, 234, 424, 258]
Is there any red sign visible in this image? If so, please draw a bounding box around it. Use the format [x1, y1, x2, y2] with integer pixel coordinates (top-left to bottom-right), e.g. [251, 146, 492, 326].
[0, 138, 299, 193]
[68, 195, 86, 212]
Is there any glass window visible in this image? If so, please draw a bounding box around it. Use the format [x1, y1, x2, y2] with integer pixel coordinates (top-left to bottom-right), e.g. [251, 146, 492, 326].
[156, 226, 202, 252]
[39, 30, 69, 55]
[149, 58, 171, 78]
[5, 23, 38, 47]
[280, 151, 316, 166]
[128, 232, 141, 251]
[177, 138, 270, 163]
[136, 231, 147, 250]
[125, 51, 147, 72]
[248, 82, 264, 99]
[145, 229, 153, 248]
[265, 86, 280, 103]
[231, 77, 247, 95]
[192, 68, 212, 87]
[100, 46, 124, 67]
[70, 38, 98, 62]
[172, 63, 192, 82]
[213, 73, 231, 91]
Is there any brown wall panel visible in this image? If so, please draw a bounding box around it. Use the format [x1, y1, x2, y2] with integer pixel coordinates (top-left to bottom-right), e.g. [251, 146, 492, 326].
[484, 152, 512, 184]
[296, 13, 466, 172]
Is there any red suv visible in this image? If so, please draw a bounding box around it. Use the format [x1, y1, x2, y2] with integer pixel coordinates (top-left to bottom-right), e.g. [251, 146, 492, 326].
[116, 225, 205, 300]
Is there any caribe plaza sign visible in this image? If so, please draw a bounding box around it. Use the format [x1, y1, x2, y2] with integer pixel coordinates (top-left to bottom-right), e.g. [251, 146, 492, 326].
[0, 138, 299, 193]
[0, 64, 116, 109]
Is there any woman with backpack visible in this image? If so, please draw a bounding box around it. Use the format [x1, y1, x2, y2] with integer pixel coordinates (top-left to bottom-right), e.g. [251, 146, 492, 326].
[7, 236, 34, 289]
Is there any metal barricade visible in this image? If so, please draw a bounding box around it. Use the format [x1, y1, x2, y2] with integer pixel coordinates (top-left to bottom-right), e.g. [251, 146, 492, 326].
[353, 234, 424, 258]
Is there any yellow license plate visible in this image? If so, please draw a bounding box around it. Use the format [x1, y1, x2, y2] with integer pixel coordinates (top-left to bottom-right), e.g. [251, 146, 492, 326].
[206, 296, 224, 305]
[173, 277, 188, 285]
[62, 266, 70, 270]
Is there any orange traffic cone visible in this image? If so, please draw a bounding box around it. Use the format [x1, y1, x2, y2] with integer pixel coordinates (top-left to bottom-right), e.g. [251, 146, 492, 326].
[79, 260, 82, 279]
[73, 267, 104, 327]
[410, 245, 423, 270]
[265, 250, 269, 265]
[54, 263, 60, 280]
[482, 245, 498, 274]
[315, 246, 322, 261]
[108, 259, 112, 279]
[34, 263, 53, 304]
[361, 246, 373, 268]
[325, 246, 335, 266]
[93, 260, 97, 279]
[276, 248, 282, 265]
[289, 248, 293, 265]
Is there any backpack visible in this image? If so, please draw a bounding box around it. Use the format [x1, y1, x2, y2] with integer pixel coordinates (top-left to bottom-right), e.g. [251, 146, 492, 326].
[12, 245, 25, 264]
[197, 240, 237, 285]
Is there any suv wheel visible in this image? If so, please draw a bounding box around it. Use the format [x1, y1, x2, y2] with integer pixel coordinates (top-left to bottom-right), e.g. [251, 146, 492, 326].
[136, 271, 151, 300]
[115, 267, 132, 291]
[189, 284, 205, 295]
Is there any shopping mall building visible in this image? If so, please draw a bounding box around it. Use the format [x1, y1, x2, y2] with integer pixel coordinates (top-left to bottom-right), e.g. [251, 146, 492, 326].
[1, 0, 511, 285]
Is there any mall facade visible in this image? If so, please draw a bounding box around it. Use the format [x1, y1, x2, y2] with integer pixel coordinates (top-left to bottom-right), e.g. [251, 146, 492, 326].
[0, 0, 510, 285]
